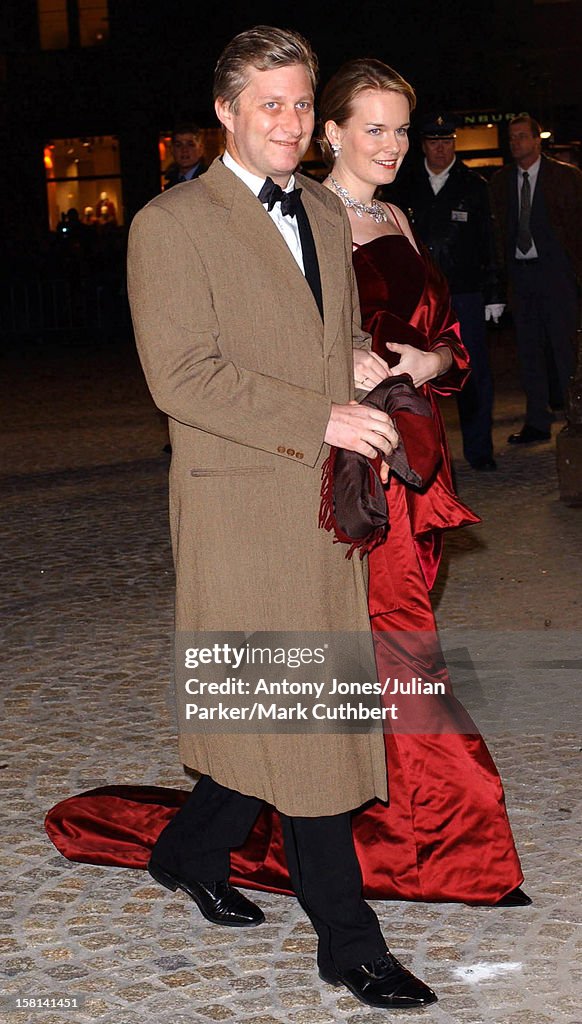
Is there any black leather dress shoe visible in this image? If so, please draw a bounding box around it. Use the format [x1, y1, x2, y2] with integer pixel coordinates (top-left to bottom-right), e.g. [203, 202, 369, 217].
[147, 859, 265, 927]
[507, 425, 551, 445]
[494, 886, 532, 907]
[319, 951, 437, 1009]
[470, 455, 497, 471]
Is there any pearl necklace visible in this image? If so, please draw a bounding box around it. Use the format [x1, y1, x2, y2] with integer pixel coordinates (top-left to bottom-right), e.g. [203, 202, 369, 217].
[328, 176, 388, 223]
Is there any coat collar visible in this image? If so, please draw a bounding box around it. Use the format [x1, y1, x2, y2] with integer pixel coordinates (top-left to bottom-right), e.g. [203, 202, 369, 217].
[203, 158, 345, 355]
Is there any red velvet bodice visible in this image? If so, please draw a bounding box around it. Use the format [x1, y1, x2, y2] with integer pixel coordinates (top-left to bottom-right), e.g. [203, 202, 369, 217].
[354, 235, 427, 330]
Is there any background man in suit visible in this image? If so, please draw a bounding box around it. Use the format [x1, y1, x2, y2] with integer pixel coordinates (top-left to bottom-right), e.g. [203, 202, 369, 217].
[383, 113, 503, 471]
[490, 114, 582, 444]
[128, 26, 436, 1011]
[163, 122, 206, 188]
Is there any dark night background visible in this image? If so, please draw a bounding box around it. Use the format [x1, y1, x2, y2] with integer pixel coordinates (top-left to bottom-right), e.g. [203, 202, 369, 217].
[0, 0, 581, 335]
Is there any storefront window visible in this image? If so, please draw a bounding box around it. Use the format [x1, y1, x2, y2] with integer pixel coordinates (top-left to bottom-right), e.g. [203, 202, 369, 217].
[38, 0, 109, 50]
[455, 125, 503, 173]
[38, 1, 68, 49]
[45, 135, 122, 230]
[159, 129, 223, 191]
[79, 1, 109, 47]
[455, 125, 499, 152]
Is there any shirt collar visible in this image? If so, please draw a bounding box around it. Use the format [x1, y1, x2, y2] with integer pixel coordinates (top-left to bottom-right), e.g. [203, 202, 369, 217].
[222, 149, 296, 197]
[518, 156, 541, 179]
[183, 162, 201, 180]
[425, 155, 456, 183]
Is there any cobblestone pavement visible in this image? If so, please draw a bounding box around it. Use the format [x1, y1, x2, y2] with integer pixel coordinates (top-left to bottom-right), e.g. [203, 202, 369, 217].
[1, 334, 581, 1024]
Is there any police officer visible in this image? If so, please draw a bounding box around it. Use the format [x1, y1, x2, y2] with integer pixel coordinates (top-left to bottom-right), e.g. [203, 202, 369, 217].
[384, 113, 503, 470]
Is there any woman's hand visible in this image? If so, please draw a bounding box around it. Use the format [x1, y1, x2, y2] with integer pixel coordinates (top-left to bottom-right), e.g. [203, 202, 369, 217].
[384, 342, 453, 387]
[353, 348, 391, 391]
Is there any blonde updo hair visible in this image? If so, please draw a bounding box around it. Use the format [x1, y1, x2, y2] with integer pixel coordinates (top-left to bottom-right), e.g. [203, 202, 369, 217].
[319, 58, 416, 165]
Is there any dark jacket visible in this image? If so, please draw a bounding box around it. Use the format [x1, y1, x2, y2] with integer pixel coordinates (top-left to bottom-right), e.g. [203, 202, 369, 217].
[383, 157, 503, 303]
[163, 161, 206, 190]
[489, 154, 582, 284]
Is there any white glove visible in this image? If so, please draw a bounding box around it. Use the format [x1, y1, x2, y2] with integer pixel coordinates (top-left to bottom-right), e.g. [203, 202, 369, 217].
[485, 303, 505, 324]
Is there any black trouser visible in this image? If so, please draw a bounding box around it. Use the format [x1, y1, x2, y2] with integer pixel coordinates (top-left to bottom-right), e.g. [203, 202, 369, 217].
[452, 292, 494, 463]
[151, 775, 387, 973]
[511, 258, 577, 432]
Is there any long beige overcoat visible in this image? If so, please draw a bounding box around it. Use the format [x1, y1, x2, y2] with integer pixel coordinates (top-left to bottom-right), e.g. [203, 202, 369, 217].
[127, 157, 388, 815]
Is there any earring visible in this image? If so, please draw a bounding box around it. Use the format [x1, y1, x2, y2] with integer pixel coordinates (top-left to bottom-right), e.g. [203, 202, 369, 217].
[331, 143, 341, 158]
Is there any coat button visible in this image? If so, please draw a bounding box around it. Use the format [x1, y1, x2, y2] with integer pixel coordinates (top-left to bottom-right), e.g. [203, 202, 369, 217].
[277, 445, 286, 453]
[286, 448, 295, 456]
[295, 452, 304, 459]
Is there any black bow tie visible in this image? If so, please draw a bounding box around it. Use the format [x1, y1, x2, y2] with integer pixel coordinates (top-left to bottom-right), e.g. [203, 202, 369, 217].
[258, 176, 302, 217]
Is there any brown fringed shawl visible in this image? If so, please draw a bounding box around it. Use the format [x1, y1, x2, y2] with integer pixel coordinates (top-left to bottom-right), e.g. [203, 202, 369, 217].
[319, 374, 442, 558]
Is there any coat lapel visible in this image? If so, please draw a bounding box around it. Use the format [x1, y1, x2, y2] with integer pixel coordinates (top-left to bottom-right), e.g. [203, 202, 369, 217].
[507, 165, 519, 239]
[204, 159, 325, 339]
[533, 154, 546, 212]
[300, 181, 346, 356]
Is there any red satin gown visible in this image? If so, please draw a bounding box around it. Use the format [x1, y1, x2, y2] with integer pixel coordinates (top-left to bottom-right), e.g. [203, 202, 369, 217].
[45, 231, 524, 903]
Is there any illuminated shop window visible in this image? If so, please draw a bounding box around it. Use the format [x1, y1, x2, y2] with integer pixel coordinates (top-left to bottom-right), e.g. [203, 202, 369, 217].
[79, 1, 109, 47]
[455, 125, 499, 152]
[158, 129, 223, 192]
[38, 0, 109, 50]
[45, 136, 122, 231]
[38, 0, 68, 49]
[455, 125, 503, 173]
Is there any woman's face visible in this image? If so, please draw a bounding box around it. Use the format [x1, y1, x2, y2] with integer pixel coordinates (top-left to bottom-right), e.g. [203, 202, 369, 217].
[326, 89, 410, 190]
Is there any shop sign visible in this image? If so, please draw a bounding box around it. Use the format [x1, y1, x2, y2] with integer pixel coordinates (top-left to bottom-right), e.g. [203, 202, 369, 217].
[461, 112, 519, 125]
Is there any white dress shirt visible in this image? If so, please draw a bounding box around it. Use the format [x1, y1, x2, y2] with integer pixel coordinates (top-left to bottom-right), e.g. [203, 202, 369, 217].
[222, 150, 305, 274]
[515, 156, 541, 260]
[425, 156, 456, 195]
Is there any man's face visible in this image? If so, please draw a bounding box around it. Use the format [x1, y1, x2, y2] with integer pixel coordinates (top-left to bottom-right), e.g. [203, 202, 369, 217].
[215, 64, 314, 187]
[508, 124, 541, 169]
[422, 137, 456, 173]
[172, 133, 203, 172]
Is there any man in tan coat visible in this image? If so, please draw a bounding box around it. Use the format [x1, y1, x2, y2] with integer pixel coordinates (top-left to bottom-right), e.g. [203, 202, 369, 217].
[127, 25, 436, 1011]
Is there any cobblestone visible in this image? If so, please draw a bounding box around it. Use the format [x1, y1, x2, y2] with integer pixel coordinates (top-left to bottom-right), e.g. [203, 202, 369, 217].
[0, 335, 580, 1023]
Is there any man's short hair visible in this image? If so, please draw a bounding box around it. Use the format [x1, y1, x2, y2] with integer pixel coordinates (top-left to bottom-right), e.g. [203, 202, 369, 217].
[508, 114, 541, 137]
[171, 122, 202, 142]
[213, 25, 318, 112]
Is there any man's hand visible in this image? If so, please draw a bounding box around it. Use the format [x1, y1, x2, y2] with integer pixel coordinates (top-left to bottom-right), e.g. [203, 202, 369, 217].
[325, 401, 399, 466]
[353, 349, 391, 391]
[384, 342, 452, 387]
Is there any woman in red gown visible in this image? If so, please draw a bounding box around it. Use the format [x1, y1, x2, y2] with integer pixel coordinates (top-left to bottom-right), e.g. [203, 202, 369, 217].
[46, 59, 528, 907]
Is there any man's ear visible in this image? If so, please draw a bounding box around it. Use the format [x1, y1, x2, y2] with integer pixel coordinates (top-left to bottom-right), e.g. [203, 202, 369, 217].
[215, 97, 233, 134]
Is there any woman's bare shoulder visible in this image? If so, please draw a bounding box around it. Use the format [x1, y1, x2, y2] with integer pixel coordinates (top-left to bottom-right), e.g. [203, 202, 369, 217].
[378, 201, 419, 251]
